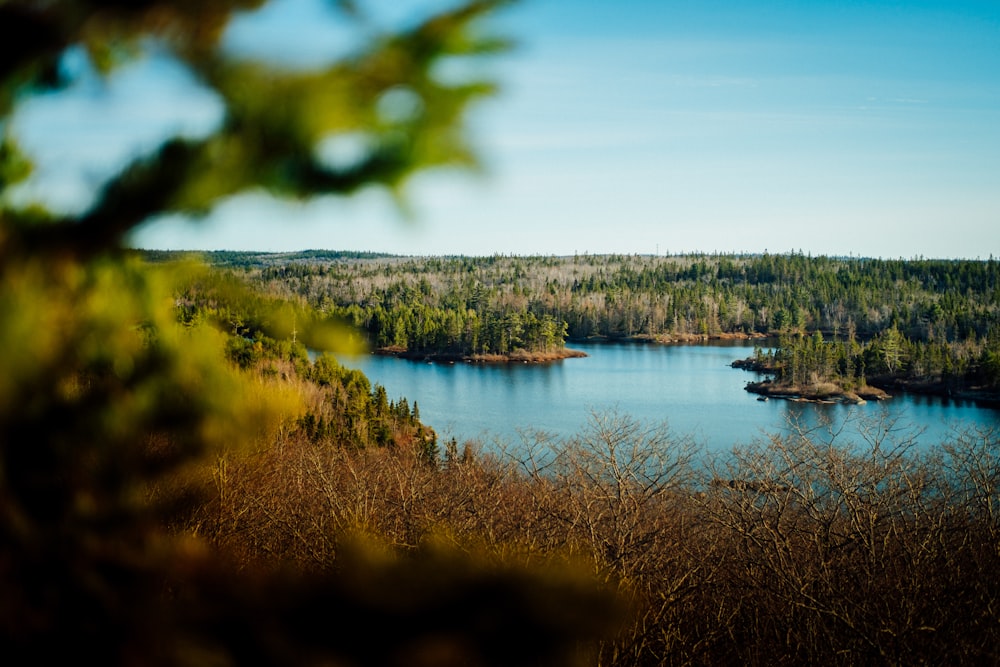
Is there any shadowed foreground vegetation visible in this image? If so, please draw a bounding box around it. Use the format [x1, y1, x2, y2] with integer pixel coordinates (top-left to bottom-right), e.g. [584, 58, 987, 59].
[185, 399, 1000, 666]
[1, 1, 626, 664]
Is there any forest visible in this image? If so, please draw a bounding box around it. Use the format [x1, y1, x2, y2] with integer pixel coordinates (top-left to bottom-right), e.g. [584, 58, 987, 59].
[144, 266, 1000, 664]
[3, 1, 999, 665]
[198, 250, 1000, 400]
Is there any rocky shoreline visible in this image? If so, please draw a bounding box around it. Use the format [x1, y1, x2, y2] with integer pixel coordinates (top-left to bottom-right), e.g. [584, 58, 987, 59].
[743, 378, 890, 405]
[733, 358, 1000, 406]
[572, 331, 770, 345]
[732, 356, 890, 404]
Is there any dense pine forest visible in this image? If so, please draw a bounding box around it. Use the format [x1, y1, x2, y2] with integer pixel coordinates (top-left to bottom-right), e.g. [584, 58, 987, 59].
[187, 250, 1000, 400]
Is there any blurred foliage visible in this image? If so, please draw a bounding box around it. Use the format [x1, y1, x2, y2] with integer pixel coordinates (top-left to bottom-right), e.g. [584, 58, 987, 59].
[0, 1, 623, 665]
[1, 0, 512, 256]
[171, 259, 368, 355]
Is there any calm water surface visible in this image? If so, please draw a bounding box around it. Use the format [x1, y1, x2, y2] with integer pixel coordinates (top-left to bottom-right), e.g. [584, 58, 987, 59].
[339, 341, 999, 451]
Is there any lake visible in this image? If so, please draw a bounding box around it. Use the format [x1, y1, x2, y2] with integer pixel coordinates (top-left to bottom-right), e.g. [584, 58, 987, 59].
[338, 341, 999, 451]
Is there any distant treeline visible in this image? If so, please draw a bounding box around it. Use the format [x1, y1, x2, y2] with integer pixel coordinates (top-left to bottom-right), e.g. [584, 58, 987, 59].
[224, 251, 998, 339]
[141, 248, 395, 267]
[211, 251, 999, 387]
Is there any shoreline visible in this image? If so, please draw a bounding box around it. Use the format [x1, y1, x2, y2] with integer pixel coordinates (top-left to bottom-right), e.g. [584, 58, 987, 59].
[735, 360, 1000, 407]
[570, 332, 770, 345]
[373, 346, 588, 364]
[866, 375, 1000, 407]
[743, 379, 890, 405]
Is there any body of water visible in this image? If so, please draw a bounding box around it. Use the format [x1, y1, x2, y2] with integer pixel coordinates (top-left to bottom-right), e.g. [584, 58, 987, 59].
[338, 341, 999, 451]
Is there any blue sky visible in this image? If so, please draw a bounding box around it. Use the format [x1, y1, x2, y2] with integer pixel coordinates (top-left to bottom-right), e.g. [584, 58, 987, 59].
[9, 0, 1000, 258]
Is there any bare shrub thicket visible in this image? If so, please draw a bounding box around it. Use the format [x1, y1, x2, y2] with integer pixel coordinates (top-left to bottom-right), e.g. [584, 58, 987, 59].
[523, 412, 708, 665]
[188, 408, 1000, 666]
[697, 413, 998, 665]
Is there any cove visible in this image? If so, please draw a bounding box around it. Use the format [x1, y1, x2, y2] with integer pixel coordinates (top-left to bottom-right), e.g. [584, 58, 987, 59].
[338, 341, 1000, 452]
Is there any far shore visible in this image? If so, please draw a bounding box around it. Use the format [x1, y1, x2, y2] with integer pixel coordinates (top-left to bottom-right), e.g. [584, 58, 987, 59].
[374, 346, 588, 364]
[372, 331, 766, 363]
[570, 332, 770, 345]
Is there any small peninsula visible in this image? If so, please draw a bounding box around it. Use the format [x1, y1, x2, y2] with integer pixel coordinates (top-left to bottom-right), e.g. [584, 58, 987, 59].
[733, 330, 1000, 406]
